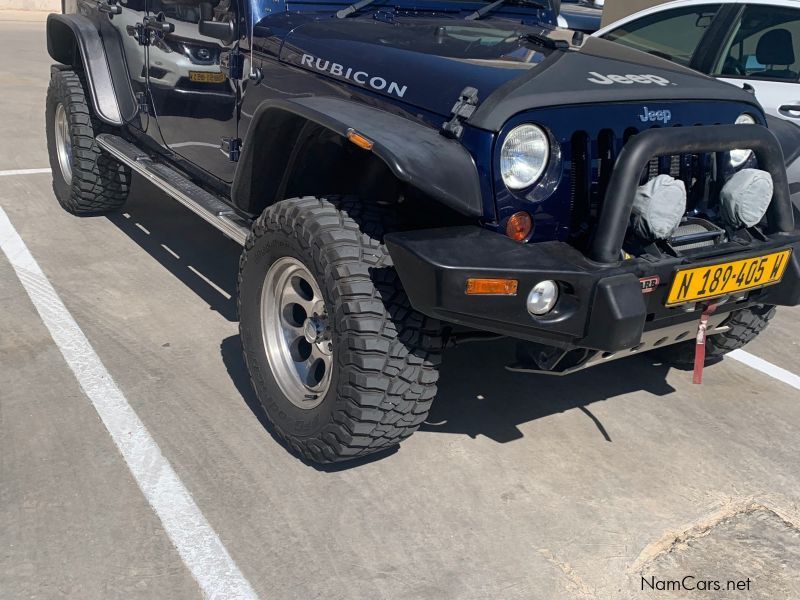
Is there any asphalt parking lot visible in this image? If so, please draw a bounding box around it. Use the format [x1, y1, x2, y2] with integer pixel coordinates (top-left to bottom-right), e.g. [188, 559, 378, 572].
[1, 13, 800, 600]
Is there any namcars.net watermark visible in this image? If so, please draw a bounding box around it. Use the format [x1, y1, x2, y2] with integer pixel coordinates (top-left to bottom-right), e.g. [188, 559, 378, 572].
[642, 576, 752, 592]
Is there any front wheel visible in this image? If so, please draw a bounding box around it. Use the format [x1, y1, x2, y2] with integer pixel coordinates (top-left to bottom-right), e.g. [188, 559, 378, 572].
[238, 197, 442, 463]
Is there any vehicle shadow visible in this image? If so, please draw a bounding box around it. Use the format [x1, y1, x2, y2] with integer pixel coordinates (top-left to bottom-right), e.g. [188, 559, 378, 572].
[423, 339, 675, 444]
[105, 178, 241, 322]
[114, 176, 677, 469]
[221, 329, 676, 471]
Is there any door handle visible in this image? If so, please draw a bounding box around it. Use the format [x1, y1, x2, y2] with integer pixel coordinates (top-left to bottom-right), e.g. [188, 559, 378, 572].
[779, 104, 800, 114]
[97, 0, 122, 15]
[142, 14, 175, 34]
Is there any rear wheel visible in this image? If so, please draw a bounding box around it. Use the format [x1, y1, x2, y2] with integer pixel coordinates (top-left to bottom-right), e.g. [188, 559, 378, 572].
[46, 68, 130, 215]
[652, 304, 776, 366]
[238, 196, 442, 463]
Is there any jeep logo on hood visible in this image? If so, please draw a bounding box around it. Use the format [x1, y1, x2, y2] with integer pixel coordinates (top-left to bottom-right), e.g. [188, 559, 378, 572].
[586, 72, 673, 86]
[301, 54, 408, 99]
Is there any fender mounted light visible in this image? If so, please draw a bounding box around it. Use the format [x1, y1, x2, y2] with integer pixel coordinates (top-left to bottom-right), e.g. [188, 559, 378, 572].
[346, 129, 374, 151]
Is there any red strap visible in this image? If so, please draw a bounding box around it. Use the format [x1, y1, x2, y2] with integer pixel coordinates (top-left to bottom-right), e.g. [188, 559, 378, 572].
[693, 302, 719, 384]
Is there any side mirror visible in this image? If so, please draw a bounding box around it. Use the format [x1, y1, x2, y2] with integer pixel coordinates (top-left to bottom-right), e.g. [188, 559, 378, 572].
[199, 20, 236, 44]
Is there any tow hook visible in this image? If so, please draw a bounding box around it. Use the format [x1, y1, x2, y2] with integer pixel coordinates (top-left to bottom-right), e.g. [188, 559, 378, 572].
[692, 301, 721, 384]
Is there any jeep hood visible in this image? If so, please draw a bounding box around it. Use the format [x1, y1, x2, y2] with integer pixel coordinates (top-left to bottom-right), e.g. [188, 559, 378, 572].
[278, 18, 761, 131]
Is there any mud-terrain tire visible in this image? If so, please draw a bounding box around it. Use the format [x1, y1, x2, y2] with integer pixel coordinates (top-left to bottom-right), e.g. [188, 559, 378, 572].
[652, 305, 776, 366]
[238, 196, 442, 463]
[46, 68, 130, 215]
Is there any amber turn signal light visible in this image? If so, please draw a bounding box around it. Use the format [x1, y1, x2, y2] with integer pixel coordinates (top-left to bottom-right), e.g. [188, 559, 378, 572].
[465, 278, 519, 296]
[506, 211, 532, 241]
[346, 128, 374, 151]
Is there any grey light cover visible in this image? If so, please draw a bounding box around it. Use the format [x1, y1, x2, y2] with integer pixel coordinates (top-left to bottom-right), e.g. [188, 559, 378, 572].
[720, 169, 774, 228]
[631, 174, 687, 240]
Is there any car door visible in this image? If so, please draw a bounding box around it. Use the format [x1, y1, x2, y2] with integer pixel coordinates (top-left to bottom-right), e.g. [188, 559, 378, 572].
[713, 3, 800, 121]
[146, 0, 242, 183]
[596, 3, 725, 67]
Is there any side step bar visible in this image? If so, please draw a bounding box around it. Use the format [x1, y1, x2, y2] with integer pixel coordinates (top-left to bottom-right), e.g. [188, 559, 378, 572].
[96, 134, 251, 246]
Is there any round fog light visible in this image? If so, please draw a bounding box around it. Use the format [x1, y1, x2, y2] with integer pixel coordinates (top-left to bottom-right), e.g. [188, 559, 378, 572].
[527, 280, 559, 316]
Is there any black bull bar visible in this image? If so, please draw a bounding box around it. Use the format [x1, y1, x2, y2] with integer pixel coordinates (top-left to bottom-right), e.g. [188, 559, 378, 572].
[589, 124, 796, 264]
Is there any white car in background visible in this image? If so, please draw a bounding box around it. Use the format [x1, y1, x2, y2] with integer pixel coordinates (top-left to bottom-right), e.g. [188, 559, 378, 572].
[594, 0, 800, 204]
[594, 0, 800, 122]
[557, 0, 604, 33]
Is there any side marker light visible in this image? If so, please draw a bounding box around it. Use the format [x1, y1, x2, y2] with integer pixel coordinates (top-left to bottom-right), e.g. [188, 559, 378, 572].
[346, 129, 374, 151]
[466, 278, 519, 296]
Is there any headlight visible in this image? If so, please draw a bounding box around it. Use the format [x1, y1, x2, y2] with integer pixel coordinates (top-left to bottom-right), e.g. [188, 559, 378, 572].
[730, 113, 756, 168]
[501, 124, 550, 190]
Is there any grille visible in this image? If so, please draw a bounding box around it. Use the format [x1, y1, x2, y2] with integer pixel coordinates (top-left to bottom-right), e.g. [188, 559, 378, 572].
[568, 127, 717, 242]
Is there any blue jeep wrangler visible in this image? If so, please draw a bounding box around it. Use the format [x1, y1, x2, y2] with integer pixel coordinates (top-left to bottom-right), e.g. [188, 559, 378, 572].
[46, 0, 800, 462]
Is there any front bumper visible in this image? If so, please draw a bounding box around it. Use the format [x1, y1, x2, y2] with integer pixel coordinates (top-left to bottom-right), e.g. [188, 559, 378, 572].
[385, 226, 800, 353]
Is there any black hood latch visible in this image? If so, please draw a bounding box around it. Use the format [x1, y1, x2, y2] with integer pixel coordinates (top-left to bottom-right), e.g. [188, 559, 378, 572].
[441, 87, 479, 140]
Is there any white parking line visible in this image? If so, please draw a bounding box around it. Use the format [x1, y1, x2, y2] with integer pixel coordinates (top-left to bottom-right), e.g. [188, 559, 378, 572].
[728, 349, 800, 392]
[0, 168, 52, 177]
[188, 265, 232, 300]
[0, 207, 259, 600]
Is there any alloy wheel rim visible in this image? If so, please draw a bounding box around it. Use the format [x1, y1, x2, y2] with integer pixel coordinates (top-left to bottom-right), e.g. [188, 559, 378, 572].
[261, 257, 333, 409]
[54, 103, 73, 185]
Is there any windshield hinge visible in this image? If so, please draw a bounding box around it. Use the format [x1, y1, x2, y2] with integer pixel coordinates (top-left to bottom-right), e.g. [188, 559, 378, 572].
[441, 87, 479, 140]
[136, 91, 149, 115]
[525, 32, 569, 50]
[222, 137, 242, 162]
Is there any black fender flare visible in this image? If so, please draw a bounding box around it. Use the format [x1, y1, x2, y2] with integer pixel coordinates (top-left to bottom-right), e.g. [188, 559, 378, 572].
[232, 96, 484, 218]
[47, 13, 125, 126]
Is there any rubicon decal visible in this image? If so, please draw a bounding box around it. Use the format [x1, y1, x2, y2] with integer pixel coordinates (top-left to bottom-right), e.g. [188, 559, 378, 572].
[301, 54, 408, 99]
[587, 72, 673, 86]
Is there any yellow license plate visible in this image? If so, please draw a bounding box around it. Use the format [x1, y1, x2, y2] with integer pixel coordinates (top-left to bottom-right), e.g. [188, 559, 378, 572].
[667, 249, 792, 306]
[189, 71, 226, 83]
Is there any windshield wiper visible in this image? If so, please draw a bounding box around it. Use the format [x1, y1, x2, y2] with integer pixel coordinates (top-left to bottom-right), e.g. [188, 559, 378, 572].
[465, 0, 546, 21]
[336, 0, 379, 18]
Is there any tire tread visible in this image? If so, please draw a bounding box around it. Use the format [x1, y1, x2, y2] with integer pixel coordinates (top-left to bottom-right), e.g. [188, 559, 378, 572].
[46, 68, 130, 215]
[238, 196, 442, 463]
